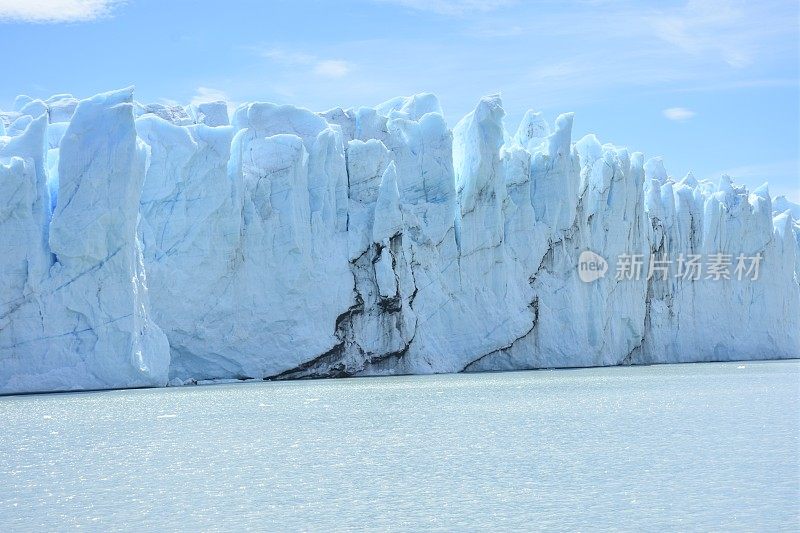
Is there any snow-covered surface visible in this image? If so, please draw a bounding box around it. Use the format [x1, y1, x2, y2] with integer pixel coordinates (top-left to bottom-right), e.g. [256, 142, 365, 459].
[1, 89, 798, 394]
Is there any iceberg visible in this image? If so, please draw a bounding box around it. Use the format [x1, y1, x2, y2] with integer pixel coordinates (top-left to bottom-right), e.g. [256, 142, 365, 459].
[1, 88, 798, 394]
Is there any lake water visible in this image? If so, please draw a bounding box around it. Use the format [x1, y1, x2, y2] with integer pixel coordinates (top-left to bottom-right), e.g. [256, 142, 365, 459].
[1, 361, 798, 531]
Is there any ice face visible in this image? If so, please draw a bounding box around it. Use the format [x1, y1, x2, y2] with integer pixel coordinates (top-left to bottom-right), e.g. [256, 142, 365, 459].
[0, 88, 170, 394]
[1, 88, 798, 393]
[774, 195, 800, 220]
[187, 101, 229, 127]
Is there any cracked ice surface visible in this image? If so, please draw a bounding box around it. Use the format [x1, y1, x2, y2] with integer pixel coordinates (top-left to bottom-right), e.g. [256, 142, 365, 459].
[0, 89, 798, 393]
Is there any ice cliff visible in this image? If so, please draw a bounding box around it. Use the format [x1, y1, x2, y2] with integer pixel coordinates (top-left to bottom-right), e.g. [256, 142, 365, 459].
[1, 89, 798, 393]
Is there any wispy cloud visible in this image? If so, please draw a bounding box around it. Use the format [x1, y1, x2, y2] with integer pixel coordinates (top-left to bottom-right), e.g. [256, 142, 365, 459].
[0, 0, 124, 23]
[226, 0, 797, 125]
[255, 46, 354, 79]
[373, 0, 517, 16]
[259, 48, 316, 65]
[714, 160, 799, 181]
[668, 78, 800, 94]
[645, 0, 792, 68]
[662, 107, 696, 121]
[190, 87, 229, 106]
[466, 23, 524, 38]
[313, 60, 351, 78]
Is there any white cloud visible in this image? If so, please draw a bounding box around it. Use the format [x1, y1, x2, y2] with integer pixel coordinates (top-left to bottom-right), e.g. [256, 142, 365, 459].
[645, 0, 792, 68]
[255, 46, 354, 79]
[190, 87, 229, 106]
[468, 24, 523, 38]
[662, 107, 696, 121]
[313, 60, 351, 78]
[374, 0, 517, 15]
[228, 0, 797, 118]
[258, 48, 316, 66]
[0, 0, 123, 23]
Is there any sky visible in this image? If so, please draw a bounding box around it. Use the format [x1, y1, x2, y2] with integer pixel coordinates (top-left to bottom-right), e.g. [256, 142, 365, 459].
[1, 0, 798, 201]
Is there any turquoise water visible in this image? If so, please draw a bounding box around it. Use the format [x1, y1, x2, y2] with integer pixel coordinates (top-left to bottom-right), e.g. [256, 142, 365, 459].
[1, 361, 798, 531]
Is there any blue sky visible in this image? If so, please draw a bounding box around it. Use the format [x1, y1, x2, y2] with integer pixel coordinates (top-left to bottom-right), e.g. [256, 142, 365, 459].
[1, 0, 798, 200]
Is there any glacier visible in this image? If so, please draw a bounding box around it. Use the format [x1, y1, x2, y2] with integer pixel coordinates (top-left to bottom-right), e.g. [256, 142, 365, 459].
[0, 88, 798, 394]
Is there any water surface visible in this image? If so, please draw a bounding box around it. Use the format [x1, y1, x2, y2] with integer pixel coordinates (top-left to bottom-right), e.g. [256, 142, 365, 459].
[2, 361, 798, 530]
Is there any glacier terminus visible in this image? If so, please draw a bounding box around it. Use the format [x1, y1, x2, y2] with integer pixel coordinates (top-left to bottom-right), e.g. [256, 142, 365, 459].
[1, 88, 798, 394]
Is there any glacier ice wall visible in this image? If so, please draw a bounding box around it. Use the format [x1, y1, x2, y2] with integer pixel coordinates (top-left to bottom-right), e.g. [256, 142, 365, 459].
[0, 89, 798, 393]
[0, 89, 169, 393]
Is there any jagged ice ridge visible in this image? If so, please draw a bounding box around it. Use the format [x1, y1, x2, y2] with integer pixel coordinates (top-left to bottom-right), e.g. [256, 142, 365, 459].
[1, 88, 798, 394]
